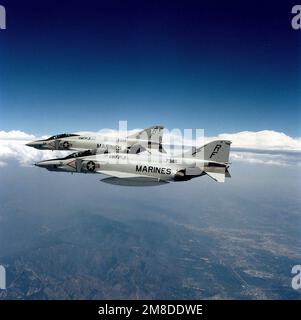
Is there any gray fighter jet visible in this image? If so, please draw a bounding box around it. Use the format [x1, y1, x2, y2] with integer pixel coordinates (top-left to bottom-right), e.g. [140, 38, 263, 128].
[35, 140, 231, 186]
[26, 125, 164, 154]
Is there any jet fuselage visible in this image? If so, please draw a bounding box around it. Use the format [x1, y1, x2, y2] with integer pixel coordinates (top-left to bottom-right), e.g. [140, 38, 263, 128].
[35, 152, 226, 182]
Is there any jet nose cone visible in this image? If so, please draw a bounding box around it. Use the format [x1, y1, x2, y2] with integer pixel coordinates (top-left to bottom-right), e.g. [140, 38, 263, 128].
[26, 142, 35, 148]
[34, 160, 60, 171]
[35, 160, 52, 167]
[26, 141, 44, 149]
[34, 161, 44, 167]
[26, 140, 53, 150]
[27, 140, 51, 150]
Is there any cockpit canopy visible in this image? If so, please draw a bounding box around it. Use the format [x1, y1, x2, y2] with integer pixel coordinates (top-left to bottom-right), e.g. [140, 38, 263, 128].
[46, 133, 79, 141]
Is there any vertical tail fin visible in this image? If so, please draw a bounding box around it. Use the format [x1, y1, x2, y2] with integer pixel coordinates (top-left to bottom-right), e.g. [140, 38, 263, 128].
[127, 125, 164, 143]
[127, 125, 165, 152]
[192, 140, 231, 163]
[186, 140, 231, 183]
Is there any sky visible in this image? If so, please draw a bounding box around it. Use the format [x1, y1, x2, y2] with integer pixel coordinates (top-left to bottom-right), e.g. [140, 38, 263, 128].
[0, 0, 300, 137]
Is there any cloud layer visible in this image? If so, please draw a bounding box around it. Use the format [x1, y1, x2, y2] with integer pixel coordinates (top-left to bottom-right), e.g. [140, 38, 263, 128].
[0, 130, 68, 167]
[211, 130, 301, 151]
[0, 129, 300, 167]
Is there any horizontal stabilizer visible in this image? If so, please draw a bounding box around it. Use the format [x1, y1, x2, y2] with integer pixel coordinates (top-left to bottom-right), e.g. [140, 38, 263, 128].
[225, 168, 231, 178]
[206, 171, 225, 183]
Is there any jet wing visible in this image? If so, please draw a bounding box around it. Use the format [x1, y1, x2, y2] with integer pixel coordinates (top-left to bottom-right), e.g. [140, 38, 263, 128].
[97, 170, 152, 179]
[101, 177, 169, 186]
[205, 171, 225, 183]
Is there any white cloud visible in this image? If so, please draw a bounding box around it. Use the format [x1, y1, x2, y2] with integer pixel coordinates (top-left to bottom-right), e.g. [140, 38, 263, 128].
[206, 130, 301, 166]
[230, 151, 301, 166]
[161, 130, 301, 166]
[0, 131, 68, 167]
[161, 129, 301, 152]
[0, 130, 36, 140]
[209, 130, 301, 151]
[0, 129, 300, 167]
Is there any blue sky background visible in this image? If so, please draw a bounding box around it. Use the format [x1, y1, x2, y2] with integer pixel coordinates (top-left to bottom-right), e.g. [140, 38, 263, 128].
[0, 0, 300, 136]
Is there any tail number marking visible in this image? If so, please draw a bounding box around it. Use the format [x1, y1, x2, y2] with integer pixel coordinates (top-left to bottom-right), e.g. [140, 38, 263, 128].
[210, 144, 221, 158]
